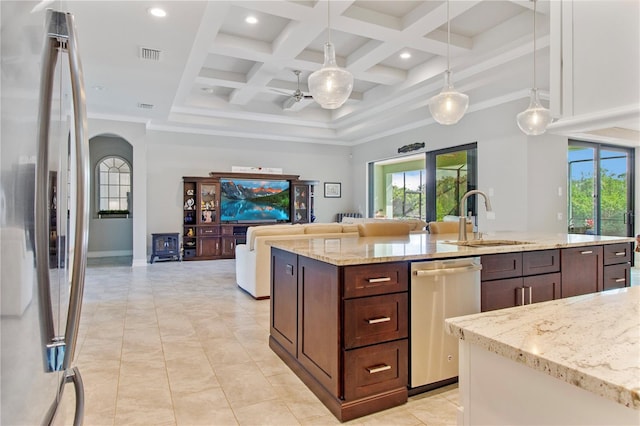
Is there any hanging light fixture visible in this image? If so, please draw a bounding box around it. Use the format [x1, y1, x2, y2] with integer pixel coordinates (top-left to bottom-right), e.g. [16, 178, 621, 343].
[308, 0, 354, 109]
[517, 0, 552, 135]
[428, 0, 469, 125]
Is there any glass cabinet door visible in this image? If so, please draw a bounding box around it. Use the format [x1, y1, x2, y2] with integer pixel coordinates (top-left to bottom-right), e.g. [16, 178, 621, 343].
[293, 184, 309, 223]
[199, 183, 218, 224]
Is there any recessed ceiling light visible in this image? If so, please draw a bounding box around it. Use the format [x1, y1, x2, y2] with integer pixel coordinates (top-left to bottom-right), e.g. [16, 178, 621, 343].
[148, 8, 167, 18]
[245, 16, 258, 24]
[400, 52, 411, 59]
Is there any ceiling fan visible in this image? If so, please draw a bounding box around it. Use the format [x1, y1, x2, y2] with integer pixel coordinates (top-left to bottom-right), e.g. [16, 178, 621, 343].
[273, 70, 313, 102]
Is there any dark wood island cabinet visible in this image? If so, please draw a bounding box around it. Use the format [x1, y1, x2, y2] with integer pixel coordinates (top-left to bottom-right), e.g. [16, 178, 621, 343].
[268, 235, 634, 421]
[269, 248, 409, 422]
[481, 250, 561, 311]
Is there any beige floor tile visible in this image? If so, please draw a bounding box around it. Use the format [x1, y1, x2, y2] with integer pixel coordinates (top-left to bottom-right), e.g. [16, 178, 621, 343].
[172, 387, 236, 425]
[203, 337, 253, 365]
[233, 400, 300, 426]
[77, 259, 459, 426]
[165, 356, 220, 393]
[406, 395, 459, 426]
[212, 362, 279, 409]
[254, 351, 295, 377]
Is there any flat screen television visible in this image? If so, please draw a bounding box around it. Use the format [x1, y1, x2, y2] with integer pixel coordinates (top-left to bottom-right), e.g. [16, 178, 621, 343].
[219, 178, 290, 223]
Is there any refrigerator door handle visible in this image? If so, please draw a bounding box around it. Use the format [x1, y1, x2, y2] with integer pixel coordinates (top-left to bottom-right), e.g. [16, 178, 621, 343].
[34, 10, 90, 374]
[35, 9, 65, 373]
[61, 10, 90, 372]
[43, 367, 85, 426]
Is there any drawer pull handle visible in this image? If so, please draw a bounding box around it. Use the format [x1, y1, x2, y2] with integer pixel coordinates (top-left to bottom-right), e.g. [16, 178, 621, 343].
[368, 317, 391, 324]
[580, 250, 593, 255]
[615, 252, 626, 256]
[366, 364, 391, 374]
[615, 278, 626, 283]
[368, 277, 391, 283]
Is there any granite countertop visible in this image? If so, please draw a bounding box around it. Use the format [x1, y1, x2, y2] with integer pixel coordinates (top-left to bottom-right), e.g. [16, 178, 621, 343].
[268, 231, 634, 266]
[445, 286, 640, 410]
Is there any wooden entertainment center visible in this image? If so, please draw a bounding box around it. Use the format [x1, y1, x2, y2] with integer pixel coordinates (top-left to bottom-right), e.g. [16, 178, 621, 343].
[182, 172, 317, 260]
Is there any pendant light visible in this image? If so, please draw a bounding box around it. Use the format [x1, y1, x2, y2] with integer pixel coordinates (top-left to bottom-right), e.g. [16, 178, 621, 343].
[428, 0, 469, 125]
[308, 0, 354, 109]
[516, 0, 552, 135]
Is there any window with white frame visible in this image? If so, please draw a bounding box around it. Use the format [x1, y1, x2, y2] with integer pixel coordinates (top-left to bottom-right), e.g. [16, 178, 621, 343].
[98, 156, 131, 214]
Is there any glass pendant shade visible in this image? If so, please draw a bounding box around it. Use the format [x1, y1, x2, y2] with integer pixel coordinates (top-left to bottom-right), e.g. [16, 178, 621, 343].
[516, 88, 552, 135]
[308, 42, 354, 109]
[428, 71, 469, 125]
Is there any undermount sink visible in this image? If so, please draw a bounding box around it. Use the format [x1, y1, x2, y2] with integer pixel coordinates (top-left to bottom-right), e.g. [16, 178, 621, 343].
[445, 239, 535, 247]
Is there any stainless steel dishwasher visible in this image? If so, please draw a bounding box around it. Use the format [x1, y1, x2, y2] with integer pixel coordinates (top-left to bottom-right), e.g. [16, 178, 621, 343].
[410, 257, 481, 389]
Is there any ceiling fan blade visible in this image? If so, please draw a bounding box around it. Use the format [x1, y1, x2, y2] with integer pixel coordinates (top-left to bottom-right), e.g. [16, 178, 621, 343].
[269, 88, 293, 96]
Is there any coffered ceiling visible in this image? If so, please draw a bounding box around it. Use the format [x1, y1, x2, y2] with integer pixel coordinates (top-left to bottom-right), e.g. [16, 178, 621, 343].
[64, 1, 564, 145]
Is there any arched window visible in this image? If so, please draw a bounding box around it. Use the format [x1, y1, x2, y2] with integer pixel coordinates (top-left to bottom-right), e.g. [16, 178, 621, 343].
[98, 156, 131, 214]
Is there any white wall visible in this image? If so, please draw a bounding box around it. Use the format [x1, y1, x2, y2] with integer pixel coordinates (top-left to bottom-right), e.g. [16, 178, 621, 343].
[525, 134, 568, 233]
[571, 1, 639, 116]
[552, 1, 640, 123]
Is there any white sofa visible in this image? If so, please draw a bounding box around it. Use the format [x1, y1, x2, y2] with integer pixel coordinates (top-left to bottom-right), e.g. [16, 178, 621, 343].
[235, 223, 359, 299]
[234, 219, 428, 299]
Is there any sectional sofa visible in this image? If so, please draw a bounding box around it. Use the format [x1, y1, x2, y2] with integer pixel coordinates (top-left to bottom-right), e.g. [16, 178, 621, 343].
[234, 219, 427, 299]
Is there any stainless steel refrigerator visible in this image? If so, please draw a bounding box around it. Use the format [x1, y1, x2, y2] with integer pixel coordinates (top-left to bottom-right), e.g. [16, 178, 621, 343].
[1, 1, 89, 424]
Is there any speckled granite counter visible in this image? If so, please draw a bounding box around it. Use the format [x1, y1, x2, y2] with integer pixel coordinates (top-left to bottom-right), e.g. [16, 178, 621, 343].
[269, 232, 635, 265]
[446, 286, 640, 410]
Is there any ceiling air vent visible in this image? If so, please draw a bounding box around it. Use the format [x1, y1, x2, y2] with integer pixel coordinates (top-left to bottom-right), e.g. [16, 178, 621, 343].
[139, 47, 162, 61]
[137, 103, 154, 110]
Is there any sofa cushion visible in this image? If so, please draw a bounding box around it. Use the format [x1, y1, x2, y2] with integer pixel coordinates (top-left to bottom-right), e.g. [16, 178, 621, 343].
[399, 218, 428, 231]
[247, 224, 304, 250]
[341, 223, 359, 233]
[357, 222, 411, 237]
[304, 223, 344, 234]
[341, 217, 366, 224]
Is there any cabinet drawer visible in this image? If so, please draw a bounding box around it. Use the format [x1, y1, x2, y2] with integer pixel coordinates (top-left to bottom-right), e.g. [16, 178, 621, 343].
[522, 250, 560, 276]
[344, 339, 408, 401]
[603, 243, 632, 266]
[344, 294, 408, 349]
[603, 263, 630, 290]
[198, 226, 220, 237]
[481, 277, 524, 312]
[481, 253, 522, 281]
[344, 262, 408, 298]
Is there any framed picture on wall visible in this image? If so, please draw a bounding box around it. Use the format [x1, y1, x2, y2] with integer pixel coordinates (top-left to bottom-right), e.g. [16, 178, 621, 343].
[324, 182, 341, 198]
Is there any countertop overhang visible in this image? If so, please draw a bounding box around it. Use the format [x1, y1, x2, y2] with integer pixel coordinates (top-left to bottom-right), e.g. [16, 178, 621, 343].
[445, 286, 640, 410]
[268, 232, 635, 266]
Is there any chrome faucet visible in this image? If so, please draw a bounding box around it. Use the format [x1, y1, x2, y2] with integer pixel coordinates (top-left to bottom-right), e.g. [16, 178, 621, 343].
[458, 190, 493, 241]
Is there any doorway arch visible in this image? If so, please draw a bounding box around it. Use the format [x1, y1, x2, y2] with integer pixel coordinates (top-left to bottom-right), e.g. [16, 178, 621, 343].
[88, 134, 133, 265]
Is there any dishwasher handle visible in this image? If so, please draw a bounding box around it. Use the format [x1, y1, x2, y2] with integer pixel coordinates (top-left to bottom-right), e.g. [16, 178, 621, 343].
[413, 263, 482, 277]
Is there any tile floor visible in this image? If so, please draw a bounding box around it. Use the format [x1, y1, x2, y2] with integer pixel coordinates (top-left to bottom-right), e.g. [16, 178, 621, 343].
[73, 259, 460, 426]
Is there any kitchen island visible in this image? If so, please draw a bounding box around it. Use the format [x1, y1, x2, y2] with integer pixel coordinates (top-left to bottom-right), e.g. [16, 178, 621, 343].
[267, 232, 635, 421]
[445, 286, 639, 425]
